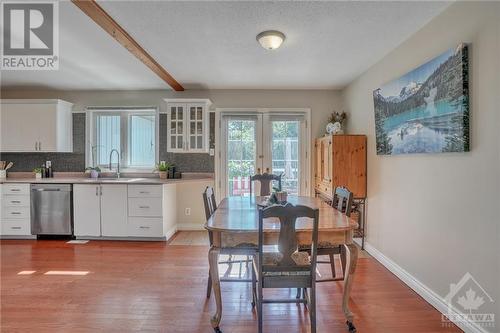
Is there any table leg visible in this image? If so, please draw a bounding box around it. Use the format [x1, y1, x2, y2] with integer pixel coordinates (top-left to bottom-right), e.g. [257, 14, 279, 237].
[342, 243, 358, 332]
[209, 247, 223, 332]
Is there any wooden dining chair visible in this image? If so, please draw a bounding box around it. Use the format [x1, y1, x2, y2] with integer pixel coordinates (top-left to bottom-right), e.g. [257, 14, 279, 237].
[253, 203, 320, 333]
[203, 186, 254, 299]
[313, 186, 353, 282]
[249, 172, 282, 196]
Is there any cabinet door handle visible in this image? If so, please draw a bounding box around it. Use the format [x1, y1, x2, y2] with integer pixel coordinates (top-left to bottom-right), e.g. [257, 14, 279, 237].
[39, 141, 42, 151]
[139, 191, 149, 194]
[139, 226, 150, 229]
[10, 200, 21, 204]
[100, 186, 103, 196]
[11, 227, 22, 230]
[10, 189, 20, 192]
[139, 206, 150, 209]
[11, 212, 21, 215]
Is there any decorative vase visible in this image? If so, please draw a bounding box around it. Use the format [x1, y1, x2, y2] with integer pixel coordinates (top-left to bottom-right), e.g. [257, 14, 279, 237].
[35, 173, 42, 179]
[326, 122, 344, 135]
[90, 170, 99, 179]
[159, 171, 167, 179]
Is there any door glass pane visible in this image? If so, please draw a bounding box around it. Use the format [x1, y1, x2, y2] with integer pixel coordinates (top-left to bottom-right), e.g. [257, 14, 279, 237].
[190, 108, 195, 120]
[129, 115, 155, 167]
[271, 120, 300, 195]
[171, 107, 176, 120]
[227, 119, 256, 197]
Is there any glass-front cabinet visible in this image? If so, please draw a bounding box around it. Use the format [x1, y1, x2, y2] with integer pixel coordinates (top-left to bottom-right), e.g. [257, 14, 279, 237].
[164, 99, 212, 153]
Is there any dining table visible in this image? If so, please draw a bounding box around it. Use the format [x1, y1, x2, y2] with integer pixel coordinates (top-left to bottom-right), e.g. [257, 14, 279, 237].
[205, 195, 359, 333]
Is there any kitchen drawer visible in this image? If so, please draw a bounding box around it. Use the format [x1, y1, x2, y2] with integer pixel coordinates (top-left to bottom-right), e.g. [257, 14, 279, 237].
[2, 183, 30, 195]
[1, 219, 31, 235]
[128, 197, 162, 217]
[2, 195, 30, 207]
[128, 185, 162, 198]
[2, 206, 30, 219]
[128, 217, 163, 237]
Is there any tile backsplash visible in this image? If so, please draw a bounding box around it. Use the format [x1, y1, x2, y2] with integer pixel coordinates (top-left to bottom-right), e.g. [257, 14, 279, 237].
[0, 113, 215, 173]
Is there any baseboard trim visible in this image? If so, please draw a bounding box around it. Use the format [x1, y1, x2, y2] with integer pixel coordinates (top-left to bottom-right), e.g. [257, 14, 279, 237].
[363, 242, 489, 333]
[176, 223, 204, 231]
[164, 225, 177, 241]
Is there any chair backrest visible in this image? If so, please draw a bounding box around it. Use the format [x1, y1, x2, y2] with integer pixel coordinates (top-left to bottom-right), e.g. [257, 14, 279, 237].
[332, 186, 353, 217]
[202, 186, 217, 221]
[258, 203, 319, 275]
[250, 173, 282, 196]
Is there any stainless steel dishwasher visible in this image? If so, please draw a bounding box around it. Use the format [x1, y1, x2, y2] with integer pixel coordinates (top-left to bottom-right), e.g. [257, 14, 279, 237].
[31, 184, 73, 235]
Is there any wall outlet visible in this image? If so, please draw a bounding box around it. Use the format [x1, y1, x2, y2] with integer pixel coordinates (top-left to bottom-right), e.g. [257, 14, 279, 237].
[184, 208, 191, 216]
[209, 148, 215, 156]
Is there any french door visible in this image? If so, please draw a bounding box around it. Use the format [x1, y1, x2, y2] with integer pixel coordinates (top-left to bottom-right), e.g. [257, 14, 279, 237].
[220, 112, 308, 198]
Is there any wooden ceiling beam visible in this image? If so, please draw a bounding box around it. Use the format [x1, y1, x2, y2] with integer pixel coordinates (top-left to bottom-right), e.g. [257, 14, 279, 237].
[72, 0, 184, 91]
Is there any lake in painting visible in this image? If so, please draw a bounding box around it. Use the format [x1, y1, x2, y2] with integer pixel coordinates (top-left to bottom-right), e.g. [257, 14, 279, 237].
[373, 44, 470, 155]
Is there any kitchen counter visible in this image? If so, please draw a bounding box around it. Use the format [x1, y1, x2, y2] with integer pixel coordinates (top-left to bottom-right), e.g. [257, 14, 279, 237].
[0, 173, 213, 185]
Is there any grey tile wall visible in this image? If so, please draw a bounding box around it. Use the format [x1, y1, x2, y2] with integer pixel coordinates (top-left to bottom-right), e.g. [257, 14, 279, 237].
[0, 113, 215, 173]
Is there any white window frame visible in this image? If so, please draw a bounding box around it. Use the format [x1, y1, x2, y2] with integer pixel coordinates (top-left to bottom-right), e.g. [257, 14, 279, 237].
[85, 106, 159, 172]
[215, 108, 311, 201]
[163, 99, 212, 153]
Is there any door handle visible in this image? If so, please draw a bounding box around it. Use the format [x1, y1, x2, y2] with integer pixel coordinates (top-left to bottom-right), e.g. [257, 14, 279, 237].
[39, 141, 42, 150]
[100, 186, 103, 196]
[96, 187, 99, 196]
[265, 168, 270, 174]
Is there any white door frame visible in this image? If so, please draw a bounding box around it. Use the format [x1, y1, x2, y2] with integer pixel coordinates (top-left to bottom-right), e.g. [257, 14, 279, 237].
[215, 108, 311, 201]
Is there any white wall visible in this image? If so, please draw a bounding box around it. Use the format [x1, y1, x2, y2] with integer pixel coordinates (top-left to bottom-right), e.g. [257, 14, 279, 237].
[342, 2, 500, 331]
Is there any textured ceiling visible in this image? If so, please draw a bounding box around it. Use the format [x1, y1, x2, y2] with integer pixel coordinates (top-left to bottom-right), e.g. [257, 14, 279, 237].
[1, 1, 451, 90]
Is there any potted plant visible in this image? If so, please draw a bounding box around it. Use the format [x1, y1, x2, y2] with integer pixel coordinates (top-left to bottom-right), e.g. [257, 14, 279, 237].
[155, 161, 173, 179]
[86, 166, 101, 179]
[33, 167, 43, 179]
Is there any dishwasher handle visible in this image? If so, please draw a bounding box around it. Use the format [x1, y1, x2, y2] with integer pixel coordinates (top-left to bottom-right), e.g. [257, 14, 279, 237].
[32, 188, 61, 192]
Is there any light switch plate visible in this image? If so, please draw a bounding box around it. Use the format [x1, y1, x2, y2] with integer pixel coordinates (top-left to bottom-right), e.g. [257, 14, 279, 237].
[209, 148, 215, 156]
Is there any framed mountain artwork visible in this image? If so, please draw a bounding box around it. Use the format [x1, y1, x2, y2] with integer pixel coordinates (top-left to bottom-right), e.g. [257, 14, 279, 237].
[373, 44, 470, 155]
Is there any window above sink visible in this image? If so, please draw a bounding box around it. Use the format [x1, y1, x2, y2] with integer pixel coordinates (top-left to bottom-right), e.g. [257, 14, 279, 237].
[86, 106, 159, 172]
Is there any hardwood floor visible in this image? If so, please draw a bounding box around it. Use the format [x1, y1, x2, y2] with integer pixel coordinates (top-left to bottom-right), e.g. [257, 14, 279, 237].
[0, 238, 460, 333]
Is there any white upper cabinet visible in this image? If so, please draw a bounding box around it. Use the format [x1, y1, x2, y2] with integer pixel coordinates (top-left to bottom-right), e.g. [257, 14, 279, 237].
[164, 99, 212, 153]
[0, 99, 73, 152]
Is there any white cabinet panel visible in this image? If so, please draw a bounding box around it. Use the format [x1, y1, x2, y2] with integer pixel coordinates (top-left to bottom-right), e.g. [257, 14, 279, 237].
[128, 217, 163, 237]
[128, 197, 162, 217]
[1, 219, 31, 235]
[2, 206, 30, 219]
[2, 183, 30, 195]
[128, 185, 162, 198]
[73, 185, 101, 237]
[2, 195, 30, 207]
[101, 185, 128, 237]
[0, 99, 73, 152]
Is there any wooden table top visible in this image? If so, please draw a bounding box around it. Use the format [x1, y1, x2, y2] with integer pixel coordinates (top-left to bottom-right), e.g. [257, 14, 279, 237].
[206, 196, 358, 233]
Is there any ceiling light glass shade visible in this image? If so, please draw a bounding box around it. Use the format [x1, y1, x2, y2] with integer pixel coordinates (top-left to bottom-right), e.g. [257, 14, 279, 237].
[256, 30, 286, 50]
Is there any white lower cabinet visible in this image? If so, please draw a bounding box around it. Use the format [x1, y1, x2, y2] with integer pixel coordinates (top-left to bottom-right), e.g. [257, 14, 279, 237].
[74, 184, 128, 238]
[73, 185, 101, 237]
[1, 183, 32, 237]
[101, 185, 128, 237]
[74, 184, 165, 239]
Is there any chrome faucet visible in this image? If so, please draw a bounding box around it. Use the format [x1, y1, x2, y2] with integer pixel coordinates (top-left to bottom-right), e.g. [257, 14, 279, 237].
[109, 149, 120, 179]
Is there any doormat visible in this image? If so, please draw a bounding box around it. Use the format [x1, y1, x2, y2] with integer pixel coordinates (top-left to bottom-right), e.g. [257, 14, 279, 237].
[66, 240, 89, 244]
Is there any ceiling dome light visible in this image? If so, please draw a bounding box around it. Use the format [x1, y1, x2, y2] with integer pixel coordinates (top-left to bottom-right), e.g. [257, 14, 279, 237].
[256, 30, 286, 50]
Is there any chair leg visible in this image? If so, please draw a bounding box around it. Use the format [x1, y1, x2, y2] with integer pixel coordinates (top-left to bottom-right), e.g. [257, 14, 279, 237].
[206, 270, 212, 298]
[329, 253, 337, 279]
[296, 288, 301, 299]
[251, 264, 257, 308]
[310, 286, 317, 333]
[257, 281, 263, 333]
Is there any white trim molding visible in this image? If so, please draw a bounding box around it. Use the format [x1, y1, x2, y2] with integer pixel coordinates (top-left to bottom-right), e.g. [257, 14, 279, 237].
[362, 241, 490, 333]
